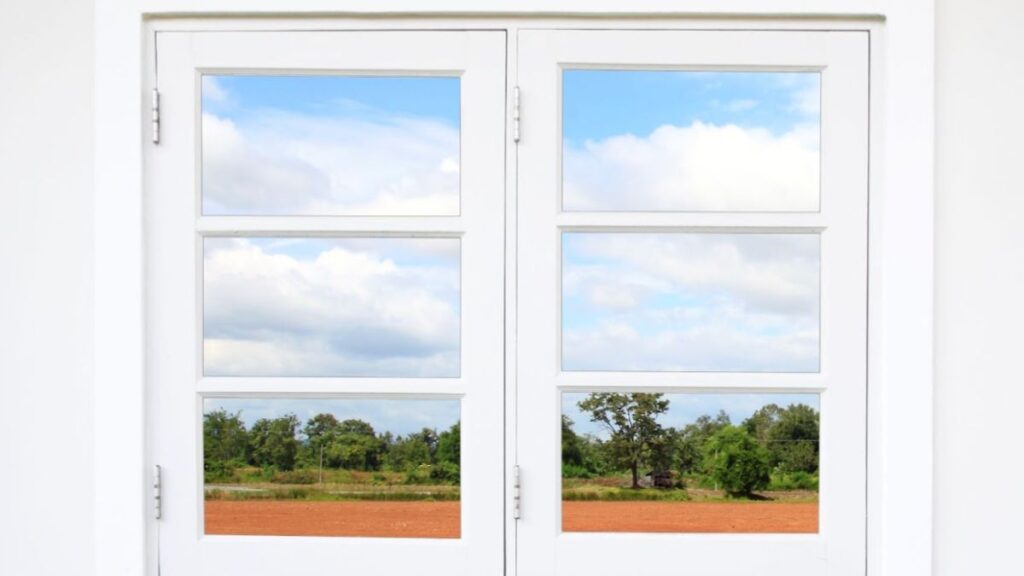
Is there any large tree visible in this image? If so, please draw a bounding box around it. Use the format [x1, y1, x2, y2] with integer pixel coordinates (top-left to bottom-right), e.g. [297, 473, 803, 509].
[766, 404, 819, 473]
[322, 419, 384, 471]
[203, 409, 248, 480]
[248, 414, 300, 471]
[675, 410, 732, 476]
[577, 392, 669, 489]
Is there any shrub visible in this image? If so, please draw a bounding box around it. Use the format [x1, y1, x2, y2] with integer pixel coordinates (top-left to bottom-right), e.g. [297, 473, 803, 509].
[430, 461, 460, 484]
[271, 468, 317, 485]
[561, 464, 593, 479]
[702, 426, 771, 497]
[769, 471, 819, 491]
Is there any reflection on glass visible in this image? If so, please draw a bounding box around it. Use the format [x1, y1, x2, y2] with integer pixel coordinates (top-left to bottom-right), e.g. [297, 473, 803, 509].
[203, 237, 460, 377]
[562, 70, 820, 212]
[561, 392, 820, 533]
[201, 75, 460, 216]
[562, 233, 820, 373]
[203, 397, 461, 538]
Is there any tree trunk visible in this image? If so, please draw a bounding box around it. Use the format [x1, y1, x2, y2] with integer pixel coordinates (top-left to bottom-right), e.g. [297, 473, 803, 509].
[631, 462, 640, 489]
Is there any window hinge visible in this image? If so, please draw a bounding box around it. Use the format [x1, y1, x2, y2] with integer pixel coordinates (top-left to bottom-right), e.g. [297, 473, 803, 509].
[512, 86, 521, 143]
[153, 464, 162, 520]
[151, 88, 161, 145]
[512, 465, 521, 520]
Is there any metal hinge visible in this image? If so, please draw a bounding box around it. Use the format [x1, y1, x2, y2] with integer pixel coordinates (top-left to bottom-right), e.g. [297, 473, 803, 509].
[512, 86, 521, 143]
[153, 465, 163, 520]
[512, 465, 521, 519]
[151, 88, 161, 144]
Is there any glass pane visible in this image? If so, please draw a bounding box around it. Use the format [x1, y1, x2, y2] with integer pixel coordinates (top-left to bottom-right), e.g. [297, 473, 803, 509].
[562, 233, 819, 372]
[202, 75, 460, 216]
[562, 392, 820, 533]
[204, 397, 461, 538]
[203, 237, 460, 377]
[562, 71, 820, 212]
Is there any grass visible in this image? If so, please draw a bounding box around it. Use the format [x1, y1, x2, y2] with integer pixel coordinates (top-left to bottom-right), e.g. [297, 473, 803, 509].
[562, 473, 819, 503]
[205, 486, 460, 502]
[205, 466, 460, 502]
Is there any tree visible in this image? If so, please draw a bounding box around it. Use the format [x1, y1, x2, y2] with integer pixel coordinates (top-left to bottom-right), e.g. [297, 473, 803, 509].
[386, 432, 434, 471]
[577, 392, 669, 489]
[203, 410, 248, 480]
[766, 404, 819, 473]
[248, 414, 300, 471]
[562, 415, 585, 467]
[702, 425, 771, 497]
[322, 419, 384, 471]
[742, 404, 783, 444]
[433, 422, 461, 483]
[674, 410, 732, 476]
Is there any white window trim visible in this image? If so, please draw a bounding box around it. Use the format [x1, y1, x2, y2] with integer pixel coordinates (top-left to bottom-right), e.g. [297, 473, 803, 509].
[95, 3, 933, 576]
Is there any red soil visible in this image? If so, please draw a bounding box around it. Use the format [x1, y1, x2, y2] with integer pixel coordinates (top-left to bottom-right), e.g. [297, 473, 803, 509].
[204, 500, 460, 538]
[204, 500, 817, 538]
[563, 501, 818, 533]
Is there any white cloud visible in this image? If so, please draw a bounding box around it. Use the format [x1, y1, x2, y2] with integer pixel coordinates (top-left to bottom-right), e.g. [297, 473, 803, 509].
[563, 234, 819, 372]
[203, 238, 460, 377]
[563, 121, 819, 211]
[201, 110, 459, 215]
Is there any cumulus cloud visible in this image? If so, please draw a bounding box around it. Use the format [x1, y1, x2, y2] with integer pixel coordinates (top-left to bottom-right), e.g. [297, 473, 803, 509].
[201, 110, 460, 215]
[203, 238, 460, 377]
[562, 233, 819, 372]
[563, 121, 819, 211]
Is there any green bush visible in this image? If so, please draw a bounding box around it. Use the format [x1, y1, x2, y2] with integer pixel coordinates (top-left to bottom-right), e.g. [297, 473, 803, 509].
[769, 471, 819, 491]
[561, 464, 593, 479]
[271, 468, 317, 485]
[430, 461, 460, 484]
[702, 426, 771, 497]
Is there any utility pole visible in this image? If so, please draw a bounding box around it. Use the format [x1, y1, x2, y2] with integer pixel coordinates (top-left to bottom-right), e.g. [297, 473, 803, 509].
[319, 443, 324, 485]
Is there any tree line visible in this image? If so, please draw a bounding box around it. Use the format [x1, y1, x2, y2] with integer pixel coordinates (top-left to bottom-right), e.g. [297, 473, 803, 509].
[563, 393, 819, 496]
[204, 410, 461, 484]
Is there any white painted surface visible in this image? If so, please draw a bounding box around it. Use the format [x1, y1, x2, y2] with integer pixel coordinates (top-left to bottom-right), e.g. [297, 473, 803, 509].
[933, 1, 1024, 574]
[0, 2, 95, 576]
[3, 1, 1021, 575]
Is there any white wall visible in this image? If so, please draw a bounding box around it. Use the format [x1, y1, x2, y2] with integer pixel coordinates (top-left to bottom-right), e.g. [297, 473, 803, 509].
[0, 2, 95, 576]
[934, 0, 1024, 573]
[0, 1, 1022, 574]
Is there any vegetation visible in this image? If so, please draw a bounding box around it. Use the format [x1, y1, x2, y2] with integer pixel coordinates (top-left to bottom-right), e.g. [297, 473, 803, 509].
[565, 393, 820, 501]
[203, 411, 462, 501]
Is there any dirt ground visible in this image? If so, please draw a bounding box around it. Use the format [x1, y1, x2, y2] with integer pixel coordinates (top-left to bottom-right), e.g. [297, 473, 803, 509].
[205, 500, 816, 537]
[563, 501, 818, 533]
[205, 501, 461, 538]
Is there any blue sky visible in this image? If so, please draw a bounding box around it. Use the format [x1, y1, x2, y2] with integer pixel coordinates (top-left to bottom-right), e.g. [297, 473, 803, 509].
[563, 70, 819, 144]
[204, 397, 460, 438]
[203, 75, 460, 125]
[563, 392, 819, 439]
[201, 75, 461, 216]
[200, 72, 821, 377]
[562, 70, 821, 211]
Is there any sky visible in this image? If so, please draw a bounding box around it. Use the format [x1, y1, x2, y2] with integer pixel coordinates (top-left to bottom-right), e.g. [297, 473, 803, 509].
[562, 392, 820, 439]
[562, 70, 820, 211]
[201, 74, 461, 216]
[203, 237, 460, 377]
[204, 397, 460, 438]
[200, 72, 821, 376]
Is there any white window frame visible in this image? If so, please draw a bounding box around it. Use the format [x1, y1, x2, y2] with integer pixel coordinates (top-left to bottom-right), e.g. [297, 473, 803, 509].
[95, 3, 934, 576]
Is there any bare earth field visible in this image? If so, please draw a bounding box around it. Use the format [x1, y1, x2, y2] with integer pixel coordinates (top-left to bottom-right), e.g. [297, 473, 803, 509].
[205, 501, 461, 538]
[563, 501, 818, 533]
[205, 500, 816, 537]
